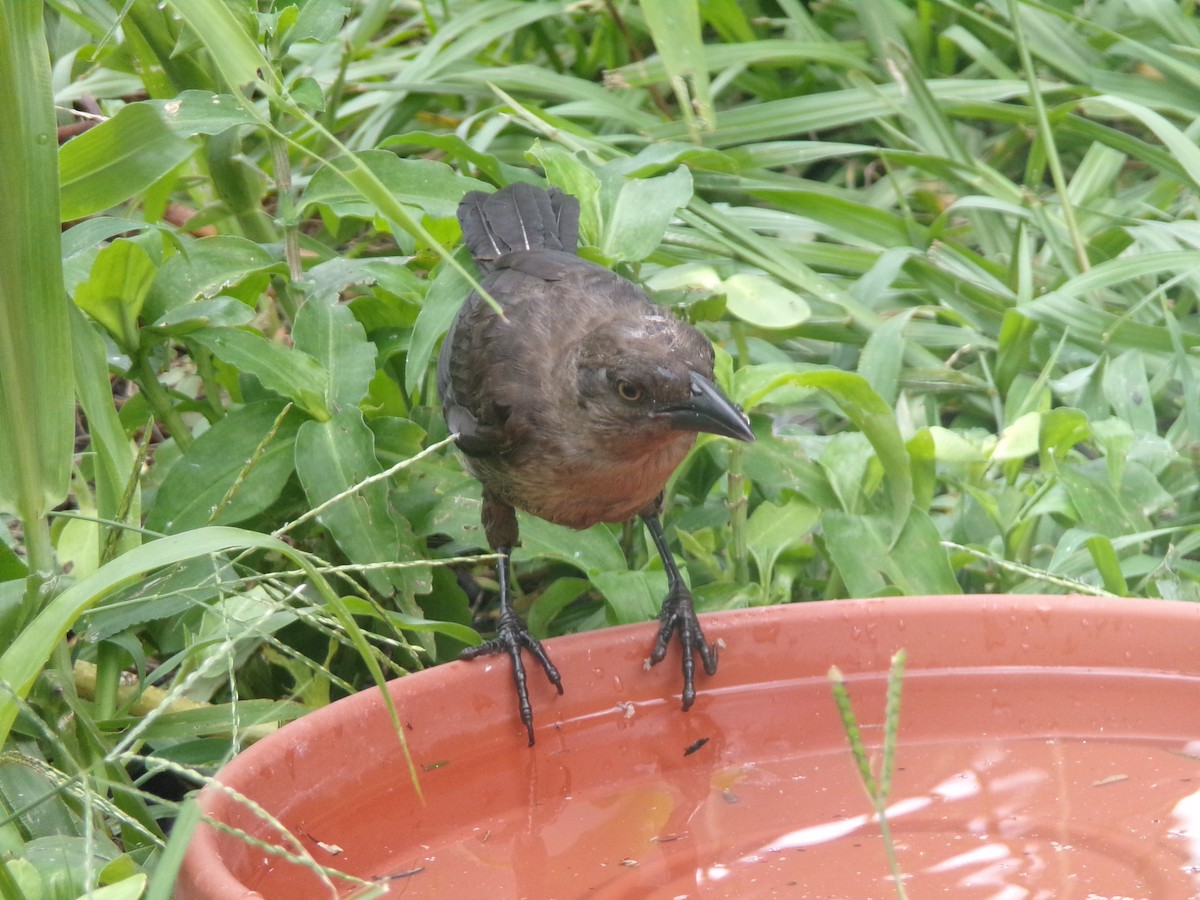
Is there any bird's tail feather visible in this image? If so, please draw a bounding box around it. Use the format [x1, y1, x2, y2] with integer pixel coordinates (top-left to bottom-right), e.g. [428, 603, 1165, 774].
[457, 183, 580, 269]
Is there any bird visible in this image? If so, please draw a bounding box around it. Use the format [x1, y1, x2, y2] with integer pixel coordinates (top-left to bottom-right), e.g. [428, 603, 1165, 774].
[437, 182, 755, 745]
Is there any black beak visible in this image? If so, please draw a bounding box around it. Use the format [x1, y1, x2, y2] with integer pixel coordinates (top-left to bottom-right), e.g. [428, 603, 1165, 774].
[662, 372, 755, 442]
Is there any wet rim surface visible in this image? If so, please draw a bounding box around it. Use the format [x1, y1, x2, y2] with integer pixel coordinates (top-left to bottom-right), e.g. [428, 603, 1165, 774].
[176, 595, 1200, 898]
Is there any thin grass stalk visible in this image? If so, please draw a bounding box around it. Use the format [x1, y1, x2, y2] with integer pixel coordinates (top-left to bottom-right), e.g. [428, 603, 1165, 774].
[1007, 0, 1089, 273]
[830, 653, 908, 900]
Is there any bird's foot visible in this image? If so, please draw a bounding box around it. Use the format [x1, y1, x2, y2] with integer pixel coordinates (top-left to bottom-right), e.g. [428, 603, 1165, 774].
[647, 585, 718, 711]
[461, 608, 563, 745]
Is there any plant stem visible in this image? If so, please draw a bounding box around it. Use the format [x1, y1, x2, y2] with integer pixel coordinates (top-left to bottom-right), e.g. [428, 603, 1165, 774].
[270, 134, 303, 285]
[877, 812, 908, 900]
[727, 448, 750, 587]
[92, 641, 121, 721]
[136, 355, 193, 452]
[19, 517, 54, 621]
[727, 320, 751, 586]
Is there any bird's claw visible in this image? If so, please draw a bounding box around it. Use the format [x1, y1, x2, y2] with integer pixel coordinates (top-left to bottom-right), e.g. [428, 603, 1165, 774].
[460, 609, 563, 745]
[648, 585, 718, 711]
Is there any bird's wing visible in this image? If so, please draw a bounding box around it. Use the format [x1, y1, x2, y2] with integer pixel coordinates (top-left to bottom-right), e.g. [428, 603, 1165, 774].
[437, 293, 510, 458]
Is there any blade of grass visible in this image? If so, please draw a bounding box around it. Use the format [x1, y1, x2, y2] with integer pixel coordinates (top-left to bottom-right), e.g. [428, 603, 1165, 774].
[829, 650, 908, 900]
[1007, 0, 1089, 273]
[0, 1, 75, 609]
[0, 526, 423, 802]
[640, 0, 713, 140]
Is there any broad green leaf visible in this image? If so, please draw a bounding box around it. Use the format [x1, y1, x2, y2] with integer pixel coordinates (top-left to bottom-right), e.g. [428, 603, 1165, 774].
[607, 141, 737, 179]
[303, 151, 489, 220]
[888, 507, 960, 595]
[1039, 407, 1091, 467]
[908, 428, 937, 512]
[823, 511, 890, 597]
[745, 498, 819, 590]
[927, 426, 988, 466]
[644, 262, 723, 294]
[1084, 535, 1130, 596]
[166, 0, 271, 93]
[995, 308, 1038, 394]
[0, 762, 79, 841]
[6, 859, 40, 898]
[92, 874, 149, 900]
[305, 255, 424, 303]
[723, 273, 811, 330]
[59, 103, 196, 221]
[78, 556, 235, 640]
[0, 546, 26, 582]
[819, 432, 876, 516]
[290, 75, 326, 111]
[825, 508, 958, 597]
[145, 401, 303, 534]
[599, 167, 693, 261]
[1103, 350, 1156, 434]
[732, 362, 817, 410]
[1092, 417, 1134, 488]
[288, 0, 350, 43]
[527, 577, 592, 638]
[150, 296, 256, 333]
[143, 235, 282, 321]
[800, 371, 912, 529]
[519, 517, 627, 575]
[736, 369, 912, 541]
[23, 835, 119, 897]
[68, 303, 144, 564]
[187, 326, 330, 420]
[152, 90, 261, 137]
[383, 131, 527, 185]
[858, 308, 918, 404]
[594, 568, 668, 626]
[73, 239, 157, 352]
[292, 290, 377, 411]
[295, 408, 430, 601]
[1059, 462, 1152, 537]
[404, 251, 471, 395]
[991, 411, 1041, 462]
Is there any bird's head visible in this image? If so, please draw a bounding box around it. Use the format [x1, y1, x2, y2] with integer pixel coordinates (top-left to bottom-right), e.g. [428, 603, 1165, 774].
[572, 314, 755, 447]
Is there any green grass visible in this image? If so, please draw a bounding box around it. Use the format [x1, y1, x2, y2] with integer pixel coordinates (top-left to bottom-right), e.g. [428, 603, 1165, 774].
[830, 650, 908, 900]
[3, 0, 1200, 893]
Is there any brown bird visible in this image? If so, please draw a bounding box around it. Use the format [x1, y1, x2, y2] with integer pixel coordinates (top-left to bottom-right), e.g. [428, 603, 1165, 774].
[438, 183, 754, 744]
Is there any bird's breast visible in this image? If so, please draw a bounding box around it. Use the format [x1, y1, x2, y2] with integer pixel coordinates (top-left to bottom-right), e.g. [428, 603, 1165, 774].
[471, 431, 696, 529]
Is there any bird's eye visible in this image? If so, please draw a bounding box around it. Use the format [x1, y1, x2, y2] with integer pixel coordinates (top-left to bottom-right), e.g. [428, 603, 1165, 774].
[616, 380, 642, 402]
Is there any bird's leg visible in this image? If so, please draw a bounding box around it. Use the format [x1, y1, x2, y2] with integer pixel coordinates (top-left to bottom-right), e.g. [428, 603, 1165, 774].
[641, 511, 719, 711]
[460, 495, 563, 745]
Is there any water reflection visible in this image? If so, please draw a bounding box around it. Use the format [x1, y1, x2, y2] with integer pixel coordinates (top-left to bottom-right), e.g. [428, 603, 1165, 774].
[699, 739, 1200, 899]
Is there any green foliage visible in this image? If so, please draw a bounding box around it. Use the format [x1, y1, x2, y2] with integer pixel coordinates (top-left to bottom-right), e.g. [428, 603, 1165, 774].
[2, 0, 1200, 892]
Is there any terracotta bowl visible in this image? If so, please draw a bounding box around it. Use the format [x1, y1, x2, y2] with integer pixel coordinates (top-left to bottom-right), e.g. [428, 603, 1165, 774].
[175, 595, 1200, 898]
